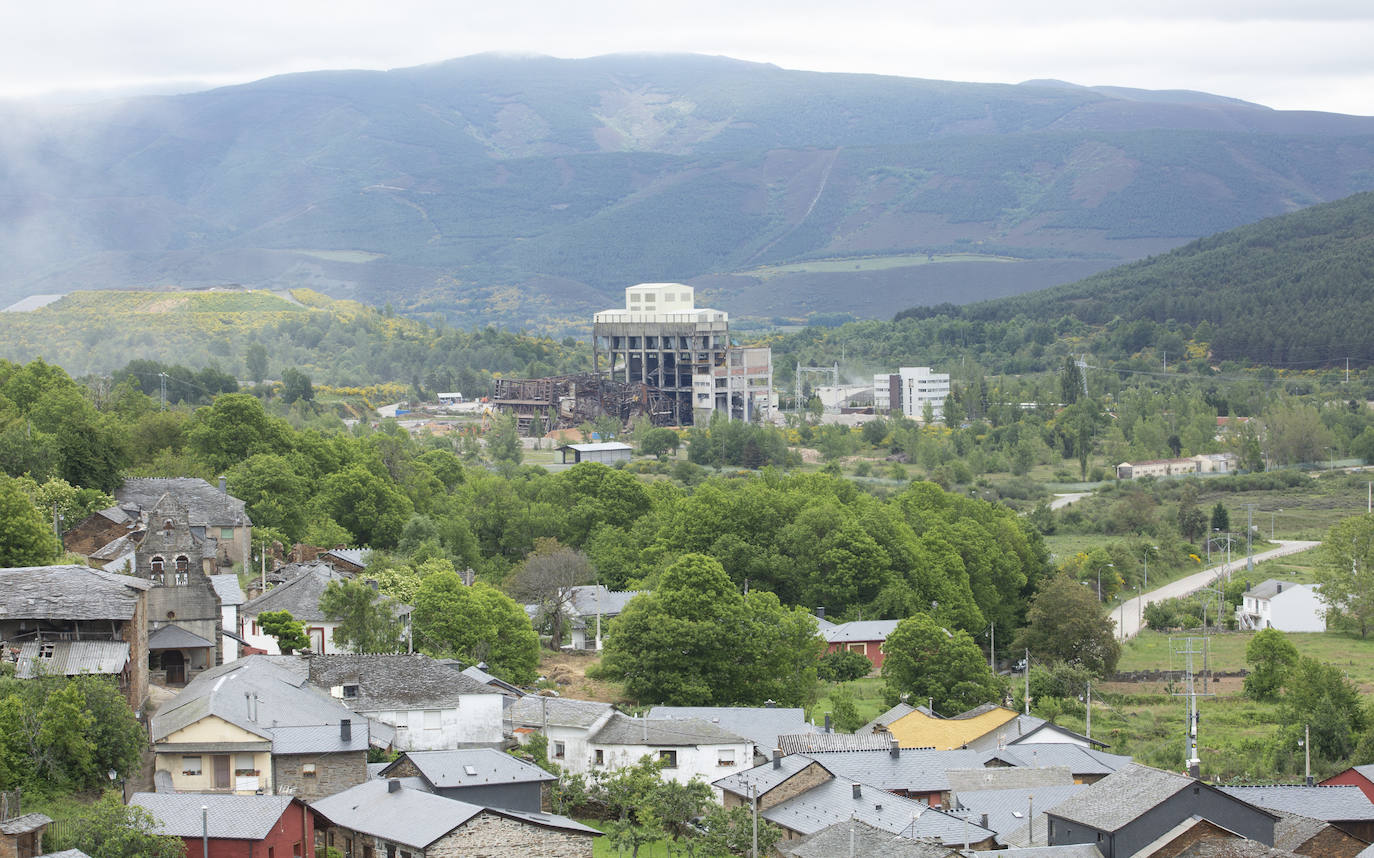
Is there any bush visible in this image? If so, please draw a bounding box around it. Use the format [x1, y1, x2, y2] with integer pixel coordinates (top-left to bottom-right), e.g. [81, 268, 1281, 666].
[817, 648, 873, 682]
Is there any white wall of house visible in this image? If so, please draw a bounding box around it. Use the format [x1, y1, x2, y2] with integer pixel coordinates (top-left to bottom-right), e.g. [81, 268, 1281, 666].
[242, 614, 343, 655]
[221, 604, 240, 663]
[531, 723, 604, 774]
[1267, 585, 1326, 632]
[364, 695, 504, 750]
[586, 741, 753, 788]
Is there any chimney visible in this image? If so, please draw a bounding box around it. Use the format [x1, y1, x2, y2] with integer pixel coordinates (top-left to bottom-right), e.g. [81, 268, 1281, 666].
[824, 714, 832, 734]
[219, 476, 227, 494]
[341, 719, 352, 743]
[816, 607, 825, 620]
[1277, 583, 1283, 593]
[981, 813, 989, 829]
[889, 738, 900, 759]
[772, 749, 782, 769]
[388, 779, 401, 793]
[852, 784, 862, 799]
[765, 699, 776, 709]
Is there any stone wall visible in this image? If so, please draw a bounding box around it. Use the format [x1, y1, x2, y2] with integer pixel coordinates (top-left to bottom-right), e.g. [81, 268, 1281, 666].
[274, 751, 367, 800]
[429, 812, 594, 858]
[758, 762, 832, 811]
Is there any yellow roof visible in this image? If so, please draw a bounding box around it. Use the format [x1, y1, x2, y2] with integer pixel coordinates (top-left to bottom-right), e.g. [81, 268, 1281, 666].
[884, 704, 1018, 750]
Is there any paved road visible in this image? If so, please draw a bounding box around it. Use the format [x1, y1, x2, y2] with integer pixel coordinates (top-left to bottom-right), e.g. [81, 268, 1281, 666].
[1050, 492, 1091, 510]
[1114, 540, 1321, 640]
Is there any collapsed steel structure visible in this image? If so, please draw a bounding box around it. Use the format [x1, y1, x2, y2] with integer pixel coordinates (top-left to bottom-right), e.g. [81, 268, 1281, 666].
[489, 374, 683, 435]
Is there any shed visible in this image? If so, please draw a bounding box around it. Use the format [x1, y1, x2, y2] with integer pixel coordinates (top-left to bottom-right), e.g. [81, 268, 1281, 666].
[556, 442, 632, 464]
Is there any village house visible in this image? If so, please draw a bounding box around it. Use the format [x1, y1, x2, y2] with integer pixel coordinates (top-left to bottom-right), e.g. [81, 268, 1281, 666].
[271, 653, 505, 749]
[151, 656, 379, 798]
[800, 745, 985, 807]
[559, 585, 643, 650]
[130, 793, 314, 858]
[312, 779, 599, 858]
[0, 564, 152, 711]
[115, 477, 253, 570]
[1115, 454, 1236, 481]
[1321, 765, 1374, 803]
[778, 819, 965, 858]
[647, 705, 817, 762]
[1217, 785, 1374, 842]
[379, 749, 554, 812]
[585, 712, 753, 787]
[241, 562, 409, 655]
[865, 703, 1028, 750]
[505, 697, 615, 771]
[0, 812, 50, 858]
[1234, 580, 1326, 632]
[821, 620, 899, 670]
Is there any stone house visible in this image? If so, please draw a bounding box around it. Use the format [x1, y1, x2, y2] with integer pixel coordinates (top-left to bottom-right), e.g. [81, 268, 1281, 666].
[116, 477, 252, 571]
[506, 697, 615, 773]
[312, 779, 598, 858]
[0, 564, 151, 711]
[0, 812, 49, 858]
[151, 656, 378, 798]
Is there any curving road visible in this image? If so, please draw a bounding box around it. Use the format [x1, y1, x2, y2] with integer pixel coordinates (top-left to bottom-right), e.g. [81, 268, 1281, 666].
[1113, 540, 1321, 640]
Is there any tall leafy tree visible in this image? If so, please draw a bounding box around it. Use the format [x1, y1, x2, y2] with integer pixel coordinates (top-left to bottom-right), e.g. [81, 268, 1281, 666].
[319, 578, 406, 653]
[881, 612, 1002, 713]
[1314, 514, 1374, 637]
[1243, 628, 1298, 702]
[0, 476, 61, 566]
[280, 366, 315, 404]
[1016, 573, 1121, 677]
[315, 463, 414, 548]
[245, 342, 269, 385]
[412, 573, 539, 684]
[1280, 656, 1365, 762]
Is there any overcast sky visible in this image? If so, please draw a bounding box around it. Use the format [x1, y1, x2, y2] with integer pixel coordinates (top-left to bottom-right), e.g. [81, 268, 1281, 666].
[2, 1, 1371, 115]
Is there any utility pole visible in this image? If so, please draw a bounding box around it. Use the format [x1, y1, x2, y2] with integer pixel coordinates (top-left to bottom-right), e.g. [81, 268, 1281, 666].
[1171, 635, 1213, 778]
[159, 372, 169, 411]
[751, 783, 759, 858]
[1085, 681, 1092, 740]
[1305, 724, 1312, 785]
[1241, 503, 1257, 571]
[1023, 649, 1030, 715]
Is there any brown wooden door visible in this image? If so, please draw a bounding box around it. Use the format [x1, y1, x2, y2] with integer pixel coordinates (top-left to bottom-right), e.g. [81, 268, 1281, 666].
[213, 754, 230, 789]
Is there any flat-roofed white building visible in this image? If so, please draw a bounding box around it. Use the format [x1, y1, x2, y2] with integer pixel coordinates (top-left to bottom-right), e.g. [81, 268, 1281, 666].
[874, 367, 950, 421]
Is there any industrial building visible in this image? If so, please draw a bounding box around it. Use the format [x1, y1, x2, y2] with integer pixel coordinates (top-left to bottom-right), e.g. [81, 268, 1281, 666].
[874, 367, 951, 421]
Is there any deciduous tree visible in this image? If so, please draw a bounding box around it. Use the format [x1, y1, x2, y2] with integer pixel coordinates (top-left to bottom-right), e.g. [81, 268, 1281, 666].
[412, 573, 538, 684]
[52, 791, 184, 858]
[881, 612, 1002, 713]
[1314, 514, 1374, 638]
[320, 578, 405, 653]
[0, 476, 61, 567]
[1016, 573, 1121, 677]
[504, 538, 593, 649]
[257, 610, 310, 654]
[1244, 627, 1298, 702]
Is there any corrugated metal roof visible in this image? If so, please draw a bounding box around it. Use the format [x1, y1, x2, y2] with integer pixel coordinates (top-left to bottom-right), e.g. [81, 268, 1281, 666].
[822, 620, 902, 643]
[131, 793, 294, 840]
[779, 733, 890, 754]
[14, 640, 128, 678]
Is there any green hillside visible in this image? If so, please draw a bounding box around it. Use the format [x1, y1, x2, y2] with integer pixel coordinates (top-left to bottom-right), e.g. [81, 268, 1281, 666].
[913, 190, 1374, 365]
[0, 287, 588, 390]
[3, 54, 1374, 327]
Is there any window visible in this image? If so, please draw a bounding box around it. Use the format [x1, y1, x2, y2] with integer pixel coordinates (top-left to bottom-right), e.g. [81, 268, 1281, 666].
[363, 847, 373, 858]
[345, 837, 354, 858]
[235, 753, 257, 776]
[328, 833, 335, 847]
[554, 742, 566, 759]
[269, 847, 274, 858]
[594, 749, 604, 767]
[182, 756, 202, 776]
[717, 749, 735, 767]
[221, 527, 235, 540]
[151, 556, 165, 584]
[342, 684, 360, 698]
[658, 750, 678, 768]
[393, 711, 408, 729]
[423, 710, 441, 730]
[38, 643, 55, 659]
[302, 763, 317, 777]
[176, 555, 189, 574]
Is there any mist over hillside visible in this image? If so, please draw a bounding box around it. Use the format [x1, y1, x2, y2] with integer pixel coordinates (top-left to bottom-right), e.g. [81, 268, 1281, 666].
[3, 52, 1374, 328]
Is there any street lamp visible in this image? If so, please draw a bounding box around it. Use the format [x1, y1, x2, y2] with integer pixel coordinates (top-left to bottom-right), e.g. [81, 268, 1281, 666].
[1096, 563, 1114, 603]
[1143, 545, 1158, 590]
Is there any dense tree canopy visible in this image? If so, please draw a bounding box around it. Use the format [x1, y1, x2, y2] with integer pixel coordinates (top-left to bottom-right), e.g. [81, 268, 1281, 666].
[0, 475, 61, 567]
[880, 612, 1002, 713]
[412, 573, 539, 685]
[1017, 573, 1121, 677]
[1315, 514, 1374, 638]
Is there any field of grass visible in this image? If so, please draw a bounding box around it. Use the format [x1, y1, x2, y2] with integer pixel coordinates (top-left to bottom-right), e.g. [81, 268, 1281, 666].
[741, 252, 1020, 280]
[1118, 628, 1374, 692]
[1199, 472, 1374, 541]
[809, 675, 888, 727]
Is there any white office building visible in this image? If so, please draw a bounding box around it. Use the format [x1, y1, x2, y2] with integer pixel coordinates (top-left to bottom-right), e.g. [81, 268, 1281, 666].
[874, 367, 951, 421]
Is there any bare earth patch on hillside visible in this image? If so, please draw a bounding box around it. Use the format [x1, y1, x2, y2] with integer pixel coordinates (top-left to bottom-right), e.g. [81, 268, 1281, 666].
[539, 650, 624, 703]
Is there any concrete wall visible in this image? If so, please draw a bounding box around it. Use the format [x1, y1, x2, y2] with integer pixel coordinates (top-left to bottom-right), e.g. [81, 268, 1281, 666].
[365, 695, 504, 750]
[586, 740, 752, 790]
[273, 751, 367, 800]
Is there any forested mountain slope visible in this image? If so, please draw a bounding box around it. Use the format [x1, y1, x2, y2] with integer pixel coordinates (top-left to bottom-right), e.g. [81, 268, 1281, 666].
[4, 54, 1374, 327]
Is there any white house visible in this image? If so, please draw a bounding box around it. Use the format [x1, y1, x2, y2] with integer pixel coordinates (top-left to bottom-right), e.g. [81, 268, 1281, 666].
[241, 563, 409, 655]
[282, 653, 506, 749]
[506, 697, 616, 771]
[210, 574, 246, 664]
[1236, 579, 1326, 632]
[586, 712, 752, 789]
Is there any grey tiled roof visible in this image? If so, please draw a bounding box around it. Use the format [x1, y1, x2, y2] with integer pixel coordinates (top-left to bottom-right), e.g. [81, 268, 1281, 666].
[131, 793, 295, 839]
[116, 478, 250, 527]
[1218, 785, 1374, 821]
[1046, 764, 1195, 831]
[778, 733, 891, 754]
[459, 665, 524, 696]
[296, 653, 499, 710]
[152, 656, 372, 754]
[982, 744, 1132, 775]
[822, 620, 901, 644]
[951, 783, 1087, 840]
[946, 766, 1074, 794]
[860, 703, 920, 733]
[241, 563, 349, 622]
[270, 724, 371, 755]
[1248, 580, 1301, 601]
[996, 846, 1103, 858]
[505, 696, 613, 729]
[311, 781, 596, 847]
[0, 565, 150, 620]
[323, 548, 369, 569]
[764, 776, 995, 842]
[148, 624, 215, 650]
[591, 712, 749, 746]
[647, 706, 815, 751]
[383, 749, 554, 787]
[15, 640, 129, 678]
[566, 585, 643, 617]
[781, 818, 959, 858]
[1272, 812, 1338, 851]
[209, 574, 246, 606]
[0, 814, 52, 835]
[801, 748, 985, 793]
[90, 534, 138, 561]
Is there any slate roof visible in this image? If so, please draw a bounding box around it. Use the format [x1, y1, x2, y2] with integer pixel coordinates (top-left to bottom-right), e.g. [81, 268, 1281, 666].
[0, 565, 150, 621]
[1047, 764, 1203, 832]
[763, 776, 995, 842]
[382, 749, 554, 787]
[148, 624, 215, 650]
[714, 755, 829, 799]
[951, 783, 1087, 841]
[590, 712, 749, 746]
[780, 818, 960, 858]
[311, 781, 596, 848]
[860, 703, 923, 734]
[566, 585, 643, 617]
[1248, 580, 1304, 601]
[983, 744, 1132, 776]
[1271, 812, 1340, 852]
[505, 696, 613, 730]
[15, 641, 129, 678]
[130, 793, 295, 839]
[90, 534, 138, 562]
[459, 664, 524, 696]
[778, 733, 892, 754]
[647, 706, 815, 751]
[209, 574, 246, 607]
[116, 478, 250, 526]
[241, 563, 349, 622]
[0, 813, 52, 835]
[997, 846, 1103, 858]
[322, 549, 369, 569]
[151, 656, 371, 754]
[800, 748, 985, 793]
[1217, 785, 1374, 821]
[1010, 720, 1107, 749]
[295, 653, 500, 710]
[946, 766, 1075, 794]
[822, 620, 901, 644]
